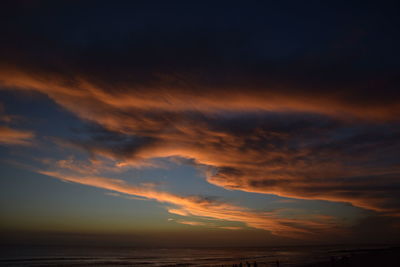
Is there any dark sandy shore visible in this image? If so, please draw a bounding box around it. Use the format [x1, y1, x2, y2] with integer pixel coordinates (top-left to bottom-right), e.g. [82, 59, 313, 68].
[298, 247, 400, 267]
[228, 247, 400, 267]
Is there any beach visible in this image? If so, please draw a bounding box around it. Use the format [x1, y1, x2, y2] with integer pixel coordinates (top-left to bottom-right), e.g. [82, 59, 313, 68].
[298, 247, 400, 267]
[1, 245, 399, 266]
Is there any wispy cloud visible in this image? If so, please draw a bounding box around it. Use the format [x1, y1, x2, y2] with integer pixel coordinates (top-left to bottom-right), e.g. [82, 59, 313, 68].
[175, 220, 209, 227]
[219, 226, 243, 230]
[39, 170, 338, 238]
[2, 68, 400, 215]
[0, 126, 34, 146]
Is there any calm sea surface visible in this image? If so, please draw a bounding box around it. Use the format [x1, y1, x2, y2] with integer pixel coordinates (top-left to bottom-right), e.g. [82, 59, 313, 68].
[0, 244, 391, 266]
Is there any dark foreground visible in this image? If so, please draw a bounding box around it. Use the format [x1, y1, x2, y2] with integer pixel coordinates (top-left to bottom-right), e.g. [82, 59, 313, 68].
[298, 247, 400, 267]
[0, 245, 399, 266]
[224, 247, 400, 267]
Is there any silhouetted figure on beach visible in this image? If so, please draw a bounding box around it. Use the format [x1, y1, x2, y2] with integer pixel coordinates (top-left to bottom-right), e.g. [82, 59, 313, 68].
[276, 260, 280, 267]
[343, 255, 349, 263]
[246, 261, 251, 267]
[254, 261, 258, 267]
[239, 263, 243, 267]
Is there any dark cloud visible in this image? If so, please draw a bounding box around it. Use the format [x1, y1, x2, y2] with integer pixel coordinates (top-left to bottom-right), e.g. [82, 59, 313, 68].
[57, 110, 400, 214]
[1, 1, 400, 119]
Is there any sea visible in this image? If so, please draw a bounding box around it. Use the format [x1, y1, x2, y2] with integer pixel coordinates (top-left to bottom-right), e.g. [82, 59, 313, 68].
[0, 244, 392, 266]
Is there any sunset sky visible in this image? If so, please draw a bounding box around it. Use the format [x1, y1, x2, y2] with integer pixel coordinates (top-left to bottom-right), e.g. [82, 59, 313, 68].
[1, 1, 400, 247]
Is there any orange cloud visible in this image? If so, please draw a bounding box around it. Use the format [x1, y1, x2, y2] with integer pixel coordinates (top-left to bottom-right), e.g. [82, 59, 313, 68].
[0, 126, 34, 145]
[1, 63, 400, 218]
[0, 68, 399, 122]
[39, 170, 337, 238]
[61, 123, 398, 214]
[219, 226, 243, 230]
[175, 220, 209, 227]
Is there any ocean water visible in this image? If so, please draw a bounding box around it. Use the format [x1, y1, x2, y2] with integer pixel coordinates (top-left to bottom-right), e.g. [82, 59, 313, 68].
[0, 244, 390, 266]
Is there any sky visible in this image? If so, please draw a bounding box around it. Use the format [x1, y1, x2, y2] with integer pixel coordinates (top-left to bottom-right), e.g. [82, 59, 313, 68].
[0, 1, 400, 247]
